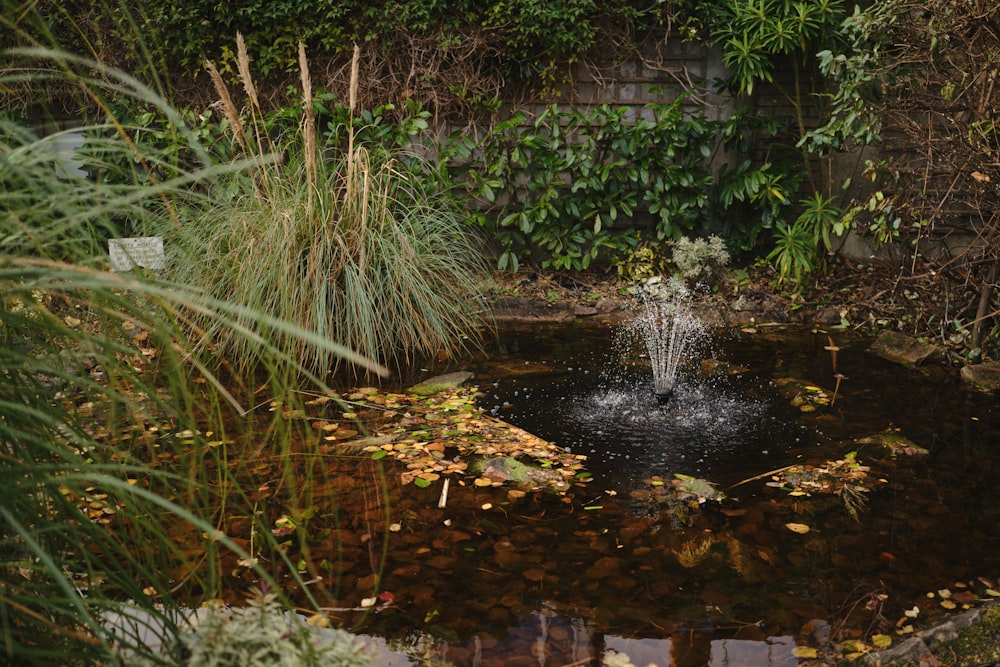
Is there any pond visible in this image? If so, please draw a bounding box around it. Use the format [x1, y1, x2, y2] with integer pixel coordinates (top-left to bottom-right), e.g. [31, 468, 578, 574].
[301, 322, 1000, 666]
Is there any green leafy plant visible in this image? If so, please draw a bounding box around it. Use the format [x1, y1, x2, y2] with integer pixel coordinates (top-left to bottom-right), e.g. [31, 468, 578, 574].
[767, 192, 842, 286]
[796, 190, 842, 252]
[457, 97, 807, 271]
[700, 0, 850, 200]
[458, 96, 717, 271]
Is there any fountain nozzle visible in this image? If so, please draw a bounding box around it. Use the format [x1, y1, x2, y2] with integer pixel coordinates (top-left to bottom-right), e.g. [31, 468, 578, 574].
[655, 390, 673, 405]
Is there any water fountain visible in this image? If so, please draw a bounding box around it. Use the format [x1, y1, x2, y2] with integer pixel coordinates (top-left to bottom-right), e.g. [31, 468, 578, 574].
[486, 280, 800, 487]
[626, 276, 707, 404]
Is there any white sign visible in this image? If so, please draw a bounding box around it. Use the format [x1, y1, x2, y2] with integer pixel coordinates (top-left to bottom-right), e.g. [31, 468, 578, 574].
[109, 237, 166, 272]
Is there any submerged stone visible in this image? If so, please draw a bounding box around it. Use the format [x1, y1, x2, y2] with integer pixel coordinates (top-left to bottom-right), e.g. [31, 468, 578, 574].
[856, 430, 929, 457]
[406, 371, 475, 396]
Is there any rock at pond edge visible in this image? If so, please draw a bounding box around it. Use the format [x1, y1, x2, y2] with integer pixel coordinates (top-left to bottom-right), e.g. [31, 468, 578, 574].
[868, 330, 942, 366]
[961, 363, 1000, 393]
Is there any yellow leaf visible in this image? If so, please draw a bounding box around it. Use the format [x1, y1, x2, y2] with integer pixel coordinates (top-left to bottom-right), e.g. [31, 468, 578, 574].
[872, 634, 892, 648]
[840, 639, 865, 653]
[987, 589, 1000, 597]
[940, 599, 957, 610]
[785, 522, 811, 534]
[306, 613, 329, 627]
[792, 647, 818, 659]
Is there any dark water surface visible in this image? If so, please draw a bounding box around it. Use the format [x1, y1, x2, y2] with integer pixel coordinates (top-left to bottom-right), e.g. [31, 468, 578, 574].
[331, 323, 999, 666]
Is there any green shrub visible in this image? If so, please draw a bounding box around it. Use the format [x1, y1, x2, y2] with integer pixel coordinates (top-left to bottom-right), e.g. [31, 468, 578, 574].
[669, 234, 730, 286]
[456, 98, 802, 271]
[131, 591, 373, 667]
[458, 96, 716, 271]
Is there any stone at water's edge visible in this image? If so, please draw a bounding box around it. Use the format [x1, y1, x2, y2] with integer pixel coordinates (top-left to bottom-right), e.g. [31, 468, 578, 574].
[406, 371, 475, 396]
[868, 330, 942, 366]
[961, 363, 1000, 393]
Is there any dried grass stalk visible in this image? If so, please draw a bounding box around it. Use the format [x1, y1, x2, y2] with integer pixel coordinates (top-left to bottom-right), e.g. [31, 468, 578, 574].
[347, 44, 361, 172]
[236, 32, 260, 112]
[349, 43, 360, 113]
[299, 41, 316, 193]
[205, 59, 248, 154]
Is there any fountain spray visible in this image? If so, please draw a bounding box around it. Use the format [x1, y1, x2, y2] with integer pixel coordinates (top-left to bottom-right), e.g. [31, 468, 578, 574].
[630, 277, 706, 404]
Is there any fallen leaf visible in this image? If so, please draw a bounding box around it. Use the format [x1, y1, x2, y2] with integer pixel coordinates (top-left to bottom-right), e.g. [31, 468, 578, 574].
[872, 634, 892, 648]
[785, 522, 811, 534]
[792, 647, 818, 659]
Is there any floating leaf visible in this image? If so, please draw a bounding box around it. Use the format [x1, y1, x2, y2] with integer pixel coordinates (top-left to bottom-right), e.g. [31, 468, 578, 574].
[785, 522, 811, 534]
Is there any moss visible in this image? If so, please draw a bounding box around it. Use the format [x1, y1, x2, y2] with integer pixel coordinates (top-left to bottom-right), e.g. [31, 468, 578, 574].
[937, 606, 1000, 666]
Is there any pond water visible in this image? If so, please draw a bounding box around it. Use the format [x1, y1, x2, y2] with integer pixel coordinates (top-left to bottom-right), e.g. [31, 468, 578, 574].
[307, 323, 1000, 666]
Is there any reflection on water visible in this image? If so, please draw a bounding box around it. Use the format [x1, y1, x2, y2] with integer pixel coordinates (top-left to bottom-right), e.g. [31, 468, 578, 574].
[314, 324, 1000, 666]
[360, 605, 798, 666]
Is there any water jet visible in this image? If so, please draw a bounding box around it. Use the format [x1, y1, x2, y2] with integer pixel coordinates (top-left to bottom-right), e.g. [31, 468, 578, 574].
[629, 277, 706, 403]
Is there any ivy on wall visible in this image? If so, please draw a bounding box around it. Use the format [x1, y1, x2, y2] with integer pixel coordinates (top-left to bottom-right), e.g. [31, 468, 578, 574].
[5, 0, 667, 115]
